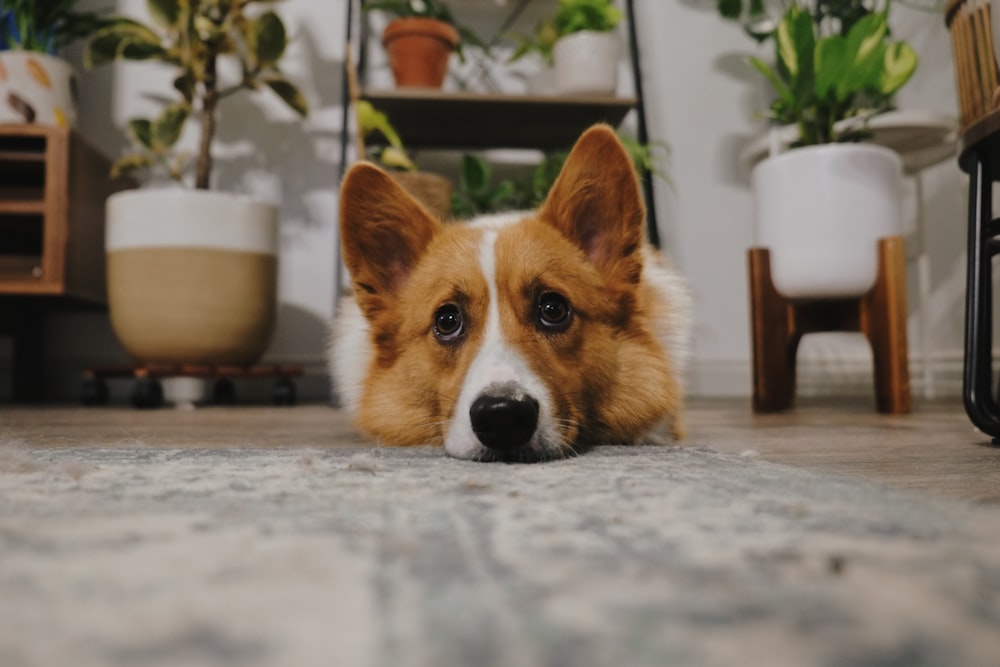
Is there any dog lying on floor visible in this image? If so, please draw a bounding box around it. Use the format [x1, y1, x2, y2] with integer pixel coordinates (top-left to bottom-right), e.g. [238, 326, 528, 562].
[331, 124, 691, 462]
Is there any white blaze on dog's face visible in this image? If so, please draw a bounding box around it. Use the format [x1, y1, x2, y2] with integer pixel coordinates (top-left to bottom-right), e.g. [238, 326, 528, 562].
[337, 124, 682, 461]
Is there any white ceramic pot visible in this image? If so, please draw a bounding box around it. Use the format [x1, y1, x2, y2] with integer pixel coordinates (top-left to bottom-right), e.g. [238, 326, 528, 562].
[552, 31, 619, 96]
[105, 189, 279, 366]
[751, 143, 903, 299]
[0, 52, 77, 127]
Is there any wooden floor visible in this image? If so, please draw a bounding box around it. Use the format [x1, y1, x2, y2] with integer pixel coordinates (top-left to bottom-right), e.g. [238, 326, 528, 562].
[2, 398, 998, 504]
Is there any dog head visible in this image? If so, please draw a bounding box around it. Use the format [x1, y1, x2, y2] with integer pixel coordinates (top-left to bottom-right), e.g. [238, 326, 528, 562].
[337, 124, 680, 461]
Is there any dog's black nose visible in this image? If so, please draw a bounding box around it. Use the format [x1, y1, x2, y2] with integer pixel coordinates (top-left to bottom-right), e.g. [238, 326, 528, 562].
[470, 394, 539, 452]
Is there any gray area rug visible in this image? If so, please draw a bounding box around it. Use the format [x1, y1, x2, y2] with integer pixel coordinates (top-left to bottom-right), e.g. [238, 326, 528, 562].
[1, 442, 999, 667]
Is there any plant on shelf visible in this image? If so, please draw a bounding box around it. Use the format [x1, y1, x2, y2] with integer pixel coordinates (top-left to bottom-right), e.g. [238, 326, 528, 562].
[364, 0, 487, 88]
[749, 1, 917, 145]
[507, 18, 559, 66]
[548, 0, 623, 95]
[0, 0, 108, 53]
[365, 0, 486, 60]
[356, 99, 453, 219]
[451, 134, 669, 217]
[84, 0, 308, 188]
[451, 154, 529, 218]
[356, 100, 416, 171]
[553, 0, 622, 36]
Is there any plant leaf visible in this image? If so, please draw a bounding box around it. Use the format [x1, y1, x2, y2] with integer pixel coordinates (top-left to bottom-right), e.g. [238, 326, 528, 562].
[749, 56, 793, 107]
[878, 41, 917, 96]
[84, 21, 165, 68]
[153, 102, 190, 149]
[147, 0, 183, 30]
[846, 11, 887, 69]
[262, 76, 309, 116]
[127, 119, 155, 150]
[460, 154, 490, 195]
[379, 146, 416, 171]
[775, 4, 812, 79]
[253, 11, 287, 66]
[814, 35, 848, 102]
[111, 153, 155, 179]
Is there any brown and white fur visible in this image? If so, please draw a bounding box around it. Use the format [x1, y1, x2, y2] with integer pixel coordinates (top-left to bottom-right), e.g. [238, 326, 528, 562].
[331, 124, 691, 462]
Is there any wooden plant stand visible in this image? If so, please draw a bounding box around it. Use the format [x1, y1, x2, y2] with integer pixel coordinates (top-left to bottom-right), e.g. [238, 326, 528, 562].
[747, 236, 912, 414]
[81, 363, 304, 408]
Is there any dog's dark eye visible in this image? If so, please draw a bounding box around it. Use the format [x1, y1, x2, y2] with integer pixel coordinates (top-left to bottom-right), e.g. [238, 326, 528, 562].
[537, 292, 572, 331]
[434, 304, 464, 342]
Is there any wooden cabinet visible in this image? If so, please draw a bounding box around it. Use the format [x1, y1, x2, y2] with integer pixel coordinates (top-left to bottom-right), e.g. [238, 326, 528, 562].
[0, 125, 131, 302]
[0, 124, 133, 400]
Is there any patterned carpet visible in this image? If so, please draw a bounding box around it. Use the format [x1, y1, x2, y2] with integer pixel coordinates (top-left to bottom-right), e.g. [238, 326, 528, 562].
[1, 442, 999, 667]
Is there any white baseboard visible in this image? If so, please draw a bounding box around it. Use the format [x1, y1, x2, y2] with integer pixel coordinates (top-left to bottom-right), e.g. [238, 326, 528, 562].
[689, 349, 968, 400]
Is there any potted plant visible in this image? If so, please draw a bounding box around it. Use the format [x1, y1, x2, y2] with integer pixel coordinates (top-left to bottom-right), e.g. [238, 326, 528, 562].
[507, 18, 559, 94]
[364, 0, 486, 89]
[83, 0, 308, 369]
[0, 1, 109, 127]
[744, 1, 917, 298]
[450, 133, 668, 217]
[357, 99, 452, 219]
[550, 0, 622, 95]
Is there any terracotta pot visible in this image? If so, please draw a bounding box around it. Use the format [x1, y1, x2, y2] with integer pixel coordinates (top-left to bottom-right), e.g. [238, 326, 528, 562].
[382, 17, 459, 89]
[105, 190, 279, 366]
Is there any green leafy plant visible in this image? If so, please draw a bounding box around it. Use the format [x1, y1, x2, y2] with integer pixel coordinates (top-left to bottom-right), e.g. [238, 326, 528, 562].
[356, 100, 416, 171]
[717, 0, 876, 43]
[450, 155, 529, 218]
[84, 0, 308, 189]
[363, 0, 487, 61]
[553, 0, 622, 37]
[507, 18, 558, 65]
[451, 134, 669, 217]
[749, 1, 917, 145]
[0, 0, 110, 53]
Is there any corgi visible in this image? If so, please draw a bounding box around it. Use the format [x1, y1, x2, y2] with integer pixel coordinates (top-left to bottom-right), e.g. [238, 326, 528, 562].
[331, 124, 691, 462]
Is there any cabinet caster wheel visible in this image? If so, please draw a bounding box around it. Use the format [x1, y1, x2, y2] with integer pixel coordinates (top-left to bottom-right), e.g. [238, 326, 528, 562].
[81, 378, 108, 406]
[213, 379, 236, 405]
[273, 377, 297, 406]
[131, 377, 164, 409]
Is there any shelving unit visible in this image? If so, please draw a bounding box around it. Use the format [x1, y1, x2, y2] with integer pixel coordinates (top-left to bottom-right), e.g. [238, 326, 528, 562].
[0, 124, 133, 401]
[338, 0, 656, 242]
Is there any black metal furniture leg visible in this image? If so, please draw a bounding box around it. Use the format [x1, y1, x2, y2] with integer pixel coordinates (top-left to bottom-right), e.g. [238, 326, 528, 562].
[963, 151, 1000, 439]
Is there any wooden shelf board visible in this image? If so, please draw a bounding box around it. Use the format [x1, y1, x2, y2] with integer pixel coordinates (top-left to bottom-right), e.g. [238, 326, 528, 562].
[0, 255, 42, 278]
[0, 198, 46, 213]
[0, 150, 46, 162]
[360, 89, 637, 150]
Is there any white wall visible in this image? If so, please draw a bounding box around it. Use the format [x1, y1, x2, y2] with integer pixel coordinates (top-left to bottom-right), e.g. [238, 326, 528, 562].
[2, 0, 966, 404]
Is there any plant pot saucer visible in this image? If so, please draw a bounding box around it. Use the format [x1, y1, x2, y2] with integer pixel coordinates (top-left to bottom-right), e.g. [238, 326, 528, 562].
[739, 109, 957, 174]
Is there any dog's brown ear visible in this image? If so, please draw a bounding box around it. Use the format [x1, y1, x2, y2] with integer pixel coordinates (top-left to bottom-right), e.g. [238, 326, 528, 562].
[340, 163, 441, 318]
[540, 124, 645, 287]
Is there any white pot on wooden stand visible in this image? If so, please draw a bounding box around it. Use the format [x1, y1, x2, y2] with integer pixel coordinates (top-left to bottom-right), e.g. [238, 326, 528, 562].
[751, 143, 903, 299]
[0, 51, 77, 127]
[552, 31, 619, 96]
[105, 189, 279, 366]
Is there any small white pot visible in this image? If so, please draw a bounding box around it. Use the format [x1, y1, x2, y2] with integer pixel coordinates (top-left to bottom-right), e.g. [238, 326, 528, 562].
[553, 31, 619, 96]
[0, 52, 77, 127]
[105, 189, 279, 366]
[751, 143, 903, 299]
